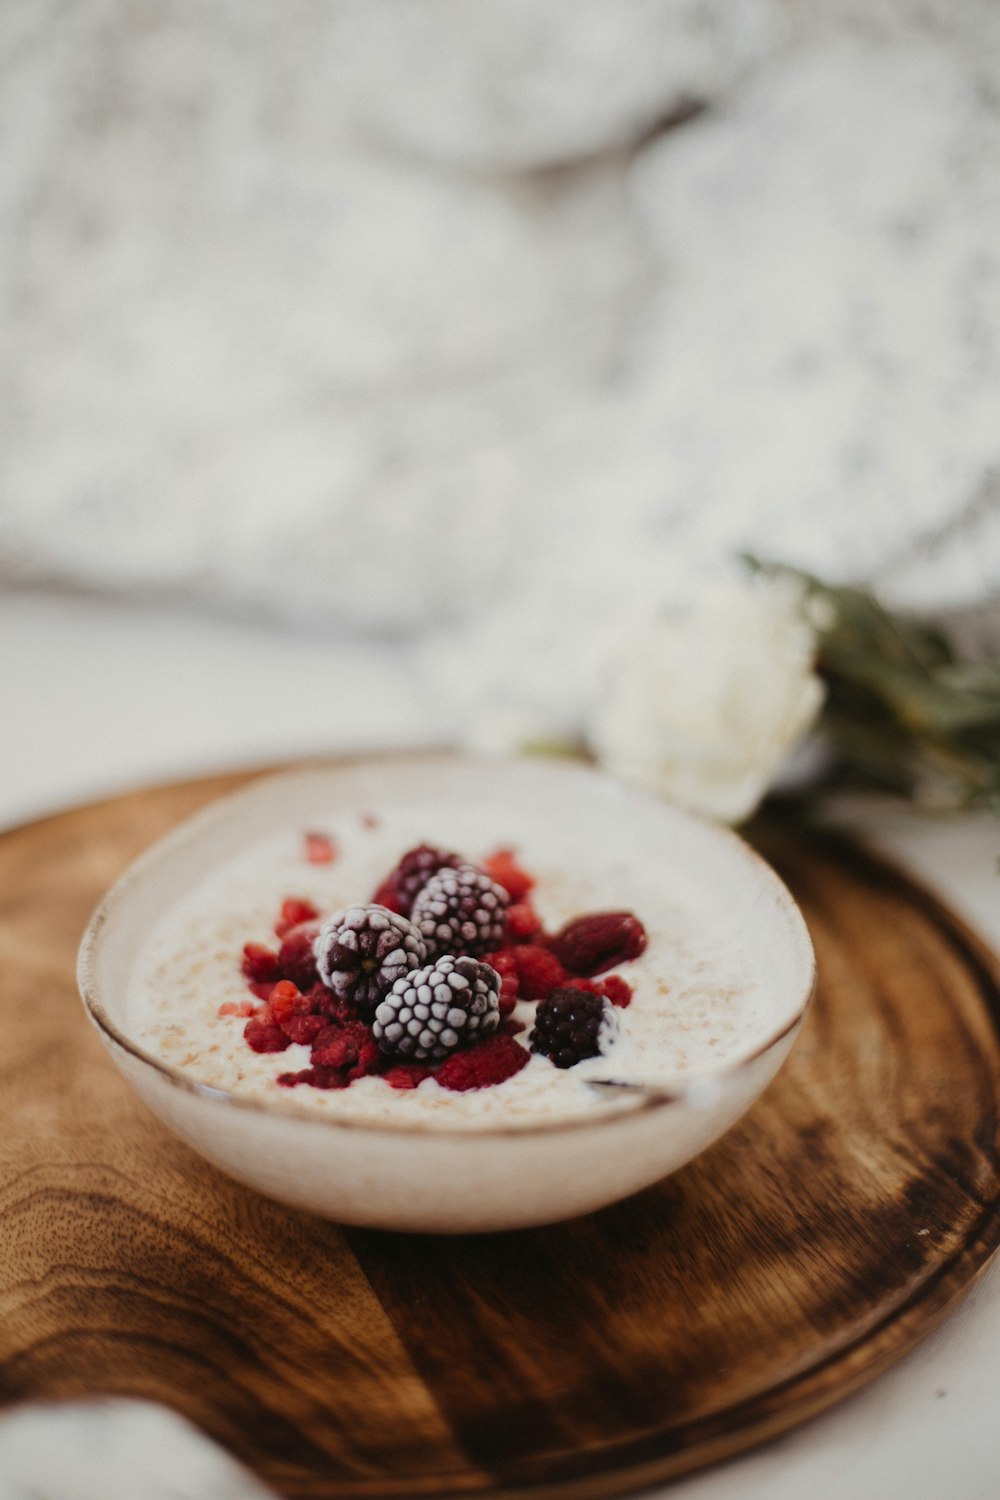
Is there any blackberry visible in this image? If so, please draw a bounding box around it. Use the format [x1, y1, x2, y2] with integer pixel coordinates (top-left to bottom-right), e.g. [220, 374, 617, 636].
[530, 986, 615, 1069]
[373, 955, 501, 1061]
[381, 843, 462, 916]
[411, 865, 509, 959]
[314, 904, 426, 1019]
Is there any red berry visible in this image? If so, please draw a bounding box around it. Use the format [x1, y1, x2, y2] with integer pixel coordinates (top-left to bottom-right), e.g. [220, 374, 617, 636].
[241, 943, 279, 983]
[482, 949, 520, 1015]
[304, 831, 336, 864]
[243, 1019, 290, 1053]
[274, 897, 319, 939]
[506, 900, 542, 942]
[281, 1013, 328, 1046]
[370, 878, 405, 914]
[277, 1066, 350, 1090]
[277, 922, 320, 989]
[599, 974, 633, 1008]
[310, 1020, 381, 1081]
[383, 1063, 434, 1090]
[498, 1017, 526, 1036]
[509, 944, 569, 1001]
[247, 981, 276, 1003]
[302, 981, 358, 1023]
[217, 999, 256, 1018]
[548, 912, 647, 976]
[482, 848, 535, 902]
[269, 979, 311, 1024]
[436, 1036, 531, 1092]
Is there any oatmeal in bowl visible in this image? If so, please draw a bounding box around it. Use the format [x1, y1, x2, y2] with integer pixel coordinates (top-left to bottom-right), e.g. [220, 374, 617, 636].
[78, 756, 815, 1231]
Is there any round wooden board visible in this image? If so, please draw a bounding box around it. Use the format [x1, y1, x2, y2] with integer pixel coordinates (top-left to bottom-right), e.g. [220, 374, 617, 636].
[3, 767, 1000, 1500]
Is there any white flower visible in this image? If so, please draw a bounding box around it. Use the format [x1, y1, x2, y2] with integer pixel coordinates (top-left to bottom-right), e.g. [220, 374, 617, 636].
[589, 577, 825, 823]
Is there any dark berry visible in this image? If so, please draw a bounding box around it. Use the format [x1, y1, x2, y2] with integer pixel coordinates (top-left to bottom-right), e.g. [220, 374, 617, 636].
[411, 865, 509, 959]
[314, 904, 426, 1018]
[530, 987, 615, 1069]
[375, 844, 463, 917]
[373, 955, 500, 1061]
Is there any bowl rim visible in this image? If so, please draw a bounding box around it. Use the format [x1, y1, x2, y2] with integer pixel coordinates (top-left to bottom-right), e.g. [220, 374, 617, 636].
[77, 753, 816, 1140]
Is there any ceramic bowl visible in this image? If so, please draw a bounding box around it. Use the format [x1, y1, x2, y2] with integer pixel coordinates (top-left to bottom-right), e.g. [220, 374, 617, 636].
[77, 756, 815, 1233]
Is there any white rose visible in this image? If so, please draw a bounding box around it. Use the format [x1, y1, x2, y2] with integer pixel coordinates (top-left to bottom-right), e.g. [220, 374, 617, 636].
[589, 578, 826, 823]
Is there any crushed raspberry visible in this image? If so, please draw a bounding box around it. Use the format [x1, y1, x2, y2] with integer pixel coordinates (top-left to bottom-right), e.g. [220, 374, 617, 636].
[508, 944, 570, 1001]
[276, 922, 320, 989]
[268, 979, 312, 1025]
[217, 999, 257, 1018]
[304, 831, 336, 864]
[302, 981, 358, 1023]
[548, 911, 647, 976]
[370, 878, 405, 914]
[280, 1014, 328, 1046]
[498, 1017, 526, 1036]
[383, 1063, 434, 1090]
[505, 900, 542, 942]
[482, 848, 534, 902]
[274, 897, 319, 939]
[437, 1036, 531, 1092]
[243, 1019, 290, 1053]
[310, 1020, 381, 1081]
[241, 943, 279, 984]
[277, 1066, 350, 1090]
[247, 981, 276, 1003]
[482, 949, 520, 1015]
[599, 974, 633, 1008]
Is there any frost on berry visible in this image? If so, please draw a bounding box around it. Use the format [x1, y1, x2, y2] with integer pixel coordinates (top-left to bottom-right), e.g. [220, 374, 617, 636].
[548, 912, 647, 976]
[374, 955, 500, 1061]
[411, 865, 509, 959]
[314, 904, 426, 1017]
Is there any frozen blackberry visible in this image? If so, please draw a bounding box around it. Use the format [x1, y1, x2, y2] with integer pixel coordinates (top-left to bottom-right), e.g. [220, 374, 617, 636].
[379, 843, 462, 916]
[313, 904, 426, 1019]
[373, 955, 501, 1061]
[411, 865, 509, 959]
[530, 987, 615, 1070]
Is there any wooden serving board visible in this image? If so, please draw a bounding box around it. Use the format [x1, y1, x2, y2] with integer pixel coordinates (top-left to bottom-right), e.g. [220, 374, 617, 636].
[2, 768, 1000, 1500]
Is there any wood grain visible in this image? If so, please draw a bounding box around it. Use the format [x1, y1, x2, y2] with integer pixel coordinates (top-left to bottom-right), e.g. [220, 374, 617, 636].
[1, 768, 999, 1499]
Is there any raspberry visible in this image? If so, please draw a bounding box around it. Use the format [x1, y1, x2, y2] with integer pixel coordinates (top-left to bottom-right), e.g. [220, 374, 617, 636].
[241, 942, 280, 983]
[509, 944, 569, 1001]
[437, 1036, 530, 1092]
[314, 904, 426, 1018]
[482, 848, 535, 902]
[599, 974, 633, 1008]
[548, 912, 647, 976]
[281, 1013, 328, 1046]
[310, 1020, 381, 1080]
[243, 1019, 290, 1054]
[275, 897, 319, 939]
[530, 987, 615, 1069]
[411, 865, 509, 959]
[481, 949, 519, 1015]
[247, 981, 276, 1003]
[498, 1016, 526, 1036]
[304, 831, 336, 864]
[374, 955, 500, 1061]
[302, 981, 358, 1023]
[277, 922, 320, 989]
[268, 979, 312, 1025]
[217, 999, 256, 1018]
[277, 1066, 349, 1091]
[506, 900, 542, 942]
[375, 844, 462, 917]
[383, 1062, 434, 1090]
[370, 879, 405, 914]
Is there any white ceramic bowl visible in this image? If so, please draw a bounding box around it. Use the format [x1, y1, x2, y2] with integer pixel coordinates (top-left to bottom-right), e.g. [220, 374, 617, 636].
[77, 756, 815, 1233]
